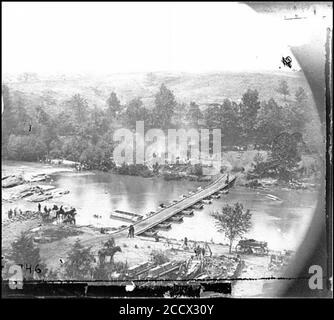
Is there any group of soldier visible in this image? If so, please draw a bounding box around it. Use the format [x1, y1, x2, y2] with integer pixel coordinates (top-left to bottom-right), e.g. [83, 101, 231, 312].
[38, 202, 64, 214]
[7, 207, 23, 219]
[38, 202, 76, 224]
[192, 241, 212, 259]
[38, 202, 55, 215]
[6, 203, 60, 220]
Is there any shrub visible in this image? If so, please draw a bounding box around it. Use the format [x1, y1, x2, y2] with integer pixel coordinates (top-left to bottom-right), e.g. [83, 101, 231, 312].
[8, 232, 48, 280]
[150, 250, 169, 265]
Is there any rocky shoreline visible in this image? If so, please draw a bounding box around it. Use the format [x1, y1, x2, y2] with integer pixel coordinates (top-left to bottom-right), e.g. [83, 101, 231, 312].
[238, 176, 319, 191]
[112, 162, 215, 182]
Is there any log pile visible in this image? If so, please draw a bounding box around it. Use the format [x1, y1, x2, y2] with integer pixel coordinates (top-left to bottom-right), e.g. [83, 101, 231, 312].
[201, 255, 240, 279]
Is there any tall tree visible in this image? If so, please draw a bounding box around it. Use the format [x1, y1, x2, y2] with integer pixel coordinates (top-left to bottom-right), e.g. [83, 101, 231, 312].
[61, 136, 88, 161]
[211, 203, 252, 253]
[291, 87, 308, 132]
[2, 85, 15, 151]
[7, 91, 33, 136]
[106, 91, 122, 120]
[187, 101, 203, 127]
[123, 98, 149, 129]
[87, 106, 109, 144]
[204, 104, 223, 129]
[271, 132, 302, 181]
[239, 89, 261, 144]
[57, 109, 77, 136]
[63, 239, 95, 280]
[35, 106, 57, 152]
[67, 94, 89, 124]
[255, 98, 290, 147]
[153, 84, 176, 129]
[220, 99, 241, 146]
[277, 80, 290, 102]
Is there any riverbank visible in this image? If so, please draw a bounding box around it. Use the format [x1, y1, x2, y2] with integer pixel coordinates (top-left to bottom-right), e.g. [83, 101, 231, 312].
[2, 161, 76, 217]
[2, 160, 74, 181]
[108, 148, 321, 190]
[1, 160, 317, 297]
[236, 174, 320, 191]
[112, 162, 215, 182]
[1, 217, 287, 297]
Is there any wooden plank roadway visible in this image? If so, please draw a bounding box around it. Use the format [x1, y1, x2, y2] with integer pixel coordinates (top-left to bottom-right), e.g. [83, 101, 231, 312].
[134, 173, 236, 235]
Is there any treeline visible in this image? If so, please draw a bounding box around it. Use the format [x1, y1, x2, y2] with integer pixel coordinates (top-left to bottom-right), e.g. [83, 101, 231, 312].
[2, 80, 312, 166]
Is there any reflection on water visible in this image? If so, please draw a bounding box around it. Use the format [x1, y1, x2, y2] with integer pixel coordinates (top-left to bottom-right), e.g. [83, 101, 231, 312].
[159, 187, 317, 251]
[52, 172, 203, 227]
[52, 172, 317, 251]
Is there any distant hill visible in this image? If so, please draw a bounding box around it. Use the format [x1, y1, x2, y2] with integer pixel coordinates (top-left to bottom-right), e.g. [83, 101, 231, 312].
[3, 70, 313, 112]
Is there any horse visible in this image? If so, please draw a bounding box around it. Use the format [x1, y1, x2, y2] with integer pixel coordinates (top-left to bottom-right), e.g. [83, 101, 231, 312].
[63, 216, 76, 225]
[65, 208, 76, 217]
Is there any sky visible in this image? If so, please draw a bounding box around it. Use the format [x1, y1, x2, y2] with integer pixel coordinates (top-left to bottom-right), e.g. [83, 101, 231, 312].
[1, 2, 311, 75]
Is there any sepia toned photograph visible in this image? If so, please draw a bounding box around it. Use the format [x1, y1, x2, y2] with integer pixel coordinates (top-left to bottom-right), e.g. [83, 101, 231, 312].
[1, 2, 332, 301]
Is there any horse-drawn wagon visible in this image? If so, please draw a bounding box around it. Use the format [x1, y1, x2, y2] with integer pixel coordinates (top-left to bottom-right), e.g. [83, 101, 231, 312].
[235, 239, 269, 255]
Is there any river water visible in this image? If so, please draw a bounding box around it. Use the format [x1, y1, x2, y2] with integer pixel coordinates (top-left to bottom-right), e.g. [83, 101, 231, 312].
[51, 171, 318, 251]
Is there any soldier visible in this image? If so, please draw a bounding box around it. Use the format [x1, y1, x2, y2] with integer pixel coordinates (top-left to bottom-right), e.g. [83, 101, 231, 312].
[184, 237, 188, 248]
[128, 225, 133, 238]
[193, 242, 197, 255]
[201, 246, 206, 259]
[59, 206, 64, 220]
[205, 242, 212, 257]
[195, 245, 201, 258]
